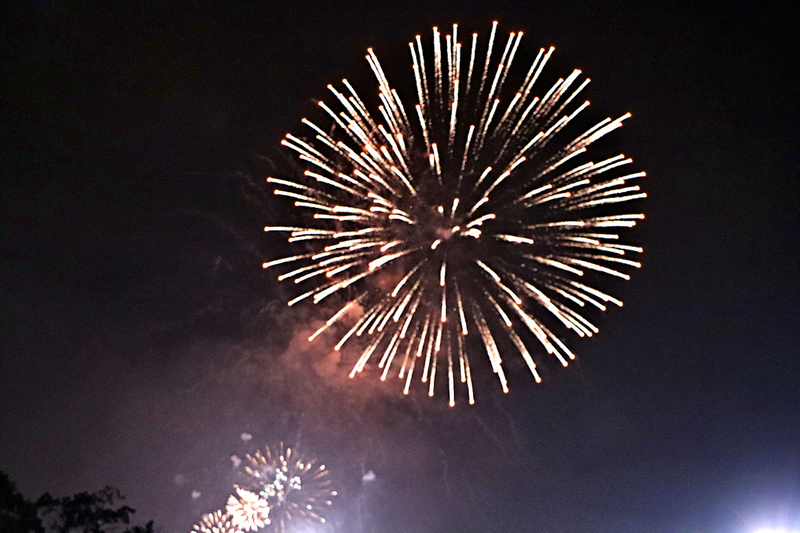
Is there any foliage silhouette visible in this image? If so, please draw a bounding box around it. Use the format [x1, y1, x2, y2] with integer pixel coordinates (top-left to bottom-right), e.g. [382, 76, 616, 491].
[0, 471, 154, 533]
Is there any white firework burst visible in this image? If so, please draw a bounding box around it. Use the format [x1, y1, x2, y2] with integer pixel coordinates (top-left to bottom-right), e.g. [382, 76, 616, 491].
[192, 510, 242, 533]
[264, 22, 646, 405]
[226, 488, 270, 532]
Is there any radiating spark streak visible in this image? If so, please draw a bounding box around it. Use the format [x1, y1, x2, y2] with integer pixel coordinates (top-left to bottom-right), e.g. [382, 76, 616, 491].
[312, 271, 370, 304]
[464, 352, 475, 404]
[292, 264, 343, 284]
[570, 279, 624, 307]
[529, 256, 585, 276]
[421, 315, 435, 382]
[309, 299, 362, 342]
[577, 253, 642, 268]
[399, 292, 422, 338]
[434, 314, 444, 351]
[335, 309, 372, 350]
[273, 190, 317, 203]
[466, 196, 489, 216]
[563, 257, 630, 279]
[262, 253, 315, 270]
[368, 248, 417, 270]
[263, 226, 308, 233]
[398, 328, 417, 378]
[448, 339, 455, 406]
[440, 285, 447, 323]
[556, 282, 607, 311]
[507, 327, 542, 382]
[497, 234, 535, 244]
[428, 341, 437, 396]
[457, 329, 466, 381]
[549, 301, 595, 338]
[473, 304, 508, 392]
[455, 281, 468, 335]
[466, 213, 496, 228]
[371, 302, 397, 334]
[392, 280, 419, 322]
[476, 260, 501, 282]
[483, 156, 526, 196]
[350, 328, 386, 376]
[403, 341, 417, 394]
[485, 291, 513, 327]
[378, 332, 401, 376]
[474, 166, 493, 189]
[265, 22, 646, 403]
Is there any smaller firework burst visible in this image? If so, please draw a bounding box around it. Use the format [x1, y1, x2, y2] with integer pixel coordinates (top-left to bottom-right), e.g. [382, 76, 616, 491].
[192, 510, 243, 533]
[236, 443, 337, 532]
[226, 488, 271, 532]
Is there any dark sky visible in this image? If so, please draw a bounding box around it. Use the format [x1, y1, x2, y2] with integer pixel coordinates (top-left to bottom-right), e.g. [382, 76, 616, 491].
[2, 1, 799, 532]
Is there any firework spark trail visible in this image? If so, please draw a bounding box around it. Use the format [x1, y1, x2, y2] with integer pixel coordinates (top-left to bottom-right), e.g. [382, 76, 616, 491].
[264, 23, 646, 405]
[234, 444, 337, 533]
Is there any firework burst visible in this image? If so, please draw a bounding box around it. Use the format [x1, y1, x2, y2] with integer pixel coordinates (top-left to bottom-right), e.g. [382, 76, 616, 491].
[226, 488, 270, 532]
[235, 444, 336, 532]
[264, 22, 646, 405]
[192, 510, 243, 533]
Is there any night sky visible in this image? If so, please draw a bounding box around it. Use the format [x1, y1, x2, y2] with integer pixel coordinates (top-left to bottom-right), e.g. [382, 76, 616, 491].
[2, 1, 799, 532]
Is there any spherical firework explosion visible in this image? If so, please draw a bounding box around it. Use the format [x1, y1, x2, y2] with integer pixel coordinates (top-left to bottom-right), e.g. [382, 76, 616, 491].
[226, 488, 270, 532]
[234, 444, 336, 532]
[264, 22, 646, 405]
[192, 510, 242, 533]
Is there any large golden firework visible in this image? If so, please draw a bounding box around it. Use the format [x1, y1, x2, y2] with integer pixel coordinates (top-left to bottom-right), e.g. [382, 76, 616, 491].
[264, 22, 646, 405]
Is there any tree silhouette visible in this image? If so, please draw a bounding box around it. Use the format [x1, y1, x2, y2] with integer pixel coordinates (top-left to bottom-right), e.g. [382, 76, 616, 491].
[0, 471, 154, 533]
[0, 471, 42, 533]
